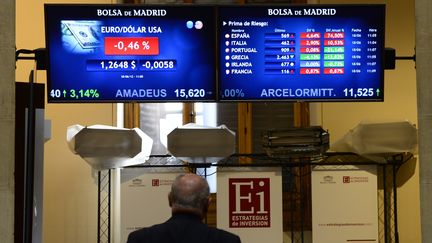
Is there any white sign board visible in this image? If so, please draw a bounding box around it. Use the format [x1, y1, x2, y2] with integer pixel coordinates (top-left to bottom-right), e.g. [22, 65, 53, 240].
[312, 165, 378, 243]
[217, 168, 283, 243]
[120, 169, 183, 243]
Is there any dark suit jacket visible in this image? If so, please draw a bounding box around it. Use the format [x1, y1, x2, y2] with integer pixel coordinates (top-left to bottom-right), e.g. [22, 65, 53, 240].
[127, 213, 241, 243]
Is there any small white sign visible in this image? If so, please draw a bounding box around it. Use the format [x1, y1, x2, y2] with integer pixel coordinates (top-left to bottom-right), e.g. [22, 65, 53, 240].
[120, 169, 182, 243]
[217, 168, 283, 243]
[312, 165, 378, 243]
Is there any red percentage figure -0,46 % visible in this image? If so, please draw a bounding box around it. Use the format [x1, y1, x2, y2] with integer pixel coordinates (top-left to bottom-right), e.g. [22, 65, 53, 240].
[105, 37, 159, 55]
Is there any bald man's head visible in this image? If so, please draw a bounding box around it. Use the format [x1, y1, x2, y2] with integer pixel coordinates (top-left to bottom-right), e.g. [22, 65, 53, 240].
[168, 173, 210, 217]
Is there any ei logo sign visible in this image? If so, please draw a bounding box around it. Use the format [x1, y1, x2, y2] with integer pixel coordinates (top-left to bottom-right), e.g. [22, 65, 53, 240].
[228, 178, 271, 228]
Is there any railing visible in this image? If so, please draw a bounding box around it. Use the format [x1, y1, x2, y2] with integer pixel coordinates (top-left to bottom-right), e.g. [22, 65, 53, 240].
[98, 152, 412, 243]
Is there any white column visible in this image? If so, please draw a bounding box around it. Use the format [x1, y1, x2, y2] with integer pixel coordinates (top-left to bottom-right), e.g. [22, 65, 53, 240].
[0, 1, 16, 243]
[416, 1, 432, 242]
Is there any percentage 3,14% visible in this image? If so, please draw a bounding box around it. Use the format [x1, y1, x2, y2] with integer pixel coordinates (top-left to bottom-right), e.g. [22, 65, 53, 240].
[50, 89, 101, 99]
[68, 89, 100, 99]
[223, 89, 245, 98]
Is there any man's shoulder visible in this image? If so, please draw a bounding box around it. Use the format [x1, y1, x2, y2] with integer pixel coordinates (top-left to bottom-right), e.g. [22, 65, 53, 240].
[208, 227, 241, 242]
[127, 223, 166, 239]
[134, 222, 167, 231]
[127, 219, 241, 243]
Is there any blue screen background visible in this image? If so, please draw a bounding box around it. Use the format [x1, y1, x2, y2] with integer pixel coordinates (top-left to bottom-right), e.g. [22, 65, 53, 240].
[218, 5, 385, 101]
[45, 5, 216, 102]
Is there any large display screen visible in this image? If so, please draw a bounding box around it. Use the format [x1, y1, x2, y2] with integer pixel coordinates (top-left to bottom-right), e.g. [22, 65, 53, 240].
[218, 5, 385, 101]
[44, 4, 216, 102]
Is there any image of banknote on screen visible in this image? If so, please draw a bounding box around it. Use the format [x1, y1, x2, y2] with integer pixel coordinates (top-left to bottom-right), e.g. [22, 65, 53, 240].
[61, 20, 101, 54]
